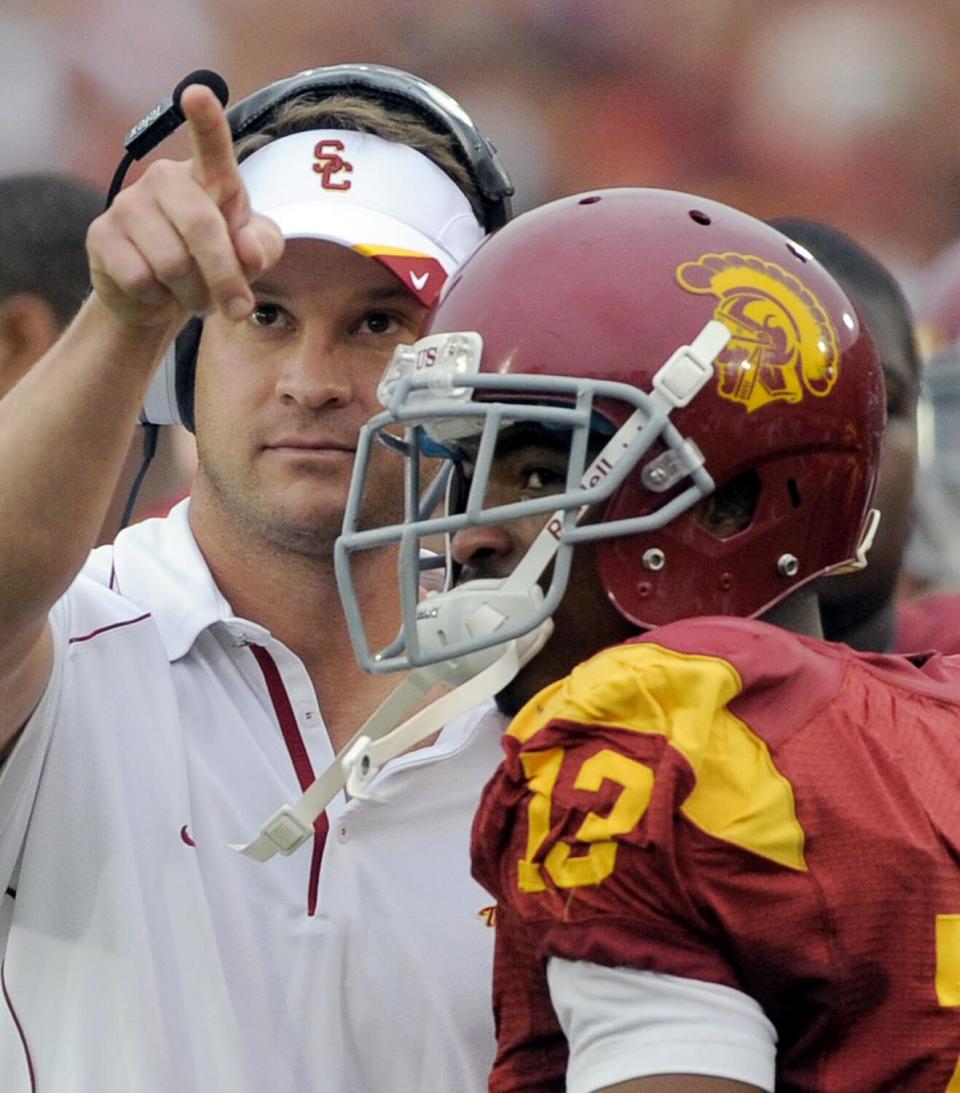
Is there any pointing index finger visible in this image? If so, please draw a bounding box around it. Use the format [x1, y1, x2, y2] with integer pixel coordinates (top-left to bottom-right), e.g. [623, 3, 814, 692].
[181, 84, 246, 218]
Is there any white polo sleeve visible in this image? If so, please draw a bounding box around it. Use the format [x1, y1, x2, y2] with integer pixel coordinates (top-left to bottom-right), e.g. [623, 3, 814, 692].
[547, 957, 777, 1093]
[0, 593, 69, 891]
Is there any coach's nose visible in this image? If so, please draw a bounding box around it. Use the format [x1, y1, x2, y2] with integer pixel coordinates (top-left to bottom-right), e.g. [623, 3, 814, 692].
[273, 309, 362, 412]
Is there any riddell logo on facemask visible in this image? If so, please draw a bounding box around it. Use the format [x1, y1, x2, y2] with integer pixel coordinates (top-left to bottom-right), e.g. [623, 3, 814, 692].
[544, 455, 615, 540]
[313, 140, 353, 191]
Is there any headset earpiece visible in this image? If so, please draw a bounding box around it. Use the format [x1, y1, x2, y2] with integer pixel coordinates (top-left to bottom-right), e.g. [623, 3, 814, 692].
[174, 317, 203, 432]
[139, 316, 202, 429]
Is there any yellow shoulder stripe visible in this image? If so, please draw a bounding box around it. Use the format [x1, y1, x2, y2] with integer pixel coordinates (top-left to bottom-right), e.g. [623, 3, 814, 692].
[509, 642, 807, 872]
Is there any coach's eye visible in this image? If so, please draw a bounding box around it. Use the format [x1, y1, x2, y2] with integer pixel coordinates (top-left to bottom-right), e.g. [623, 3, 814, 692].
[250, 303, 290, 329]
[356, 310, 401, 335]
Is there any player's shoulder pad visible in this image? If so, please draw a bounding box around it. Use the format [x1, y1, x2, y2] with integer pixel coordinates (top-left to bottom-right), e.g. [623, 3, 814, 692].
[647, 615, 826, 671]
[506, 619, 814, 872]
[509, 631, 743, 749]
[510, 617, 842, 747]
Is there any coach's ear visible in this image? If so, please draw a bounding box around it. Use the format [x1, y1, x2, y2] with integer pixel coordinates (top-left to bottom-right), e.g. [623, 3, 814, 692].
[0, 293, 61, 398]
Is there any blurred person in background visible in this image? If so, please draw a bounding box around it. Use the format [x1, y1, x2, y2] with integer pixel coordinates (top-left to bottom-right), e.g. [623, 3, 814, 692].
[902, 236, 960, 604]
[896, 345, 960, 648]
[766, 218, 960, 653]
[0, 171, 194, 540]
[0, 65, 512, 1093]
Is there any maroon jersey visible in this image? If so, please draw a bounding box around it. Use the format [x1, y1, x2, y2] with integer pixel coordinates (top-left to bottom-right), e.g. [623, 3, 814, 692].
[472, 617, 960, 1092]
[896, 594, 960, 655]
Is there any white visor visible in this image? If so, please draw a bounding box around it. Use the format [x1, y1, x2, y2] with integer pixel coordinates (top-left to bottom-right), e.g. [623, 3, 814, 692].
[239, 128, 484, 306]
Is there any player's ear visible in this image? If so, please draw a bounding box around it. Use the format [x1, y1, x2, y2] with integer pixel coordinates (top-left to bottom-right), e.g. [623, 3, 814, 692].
[0, 293, 61, 397]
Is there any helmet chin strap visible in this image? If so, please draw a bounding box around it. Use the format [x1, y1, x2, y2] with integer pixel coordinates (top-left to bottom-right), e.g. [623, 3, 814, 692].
[231, 318, 730, 863]
[230, 468, 578, 863]
[230, 606, 553, 863]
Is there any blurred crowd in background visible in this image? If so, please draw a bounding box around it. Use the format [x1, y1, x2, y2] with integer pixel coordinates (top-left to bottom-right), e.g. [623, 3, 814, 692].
[2, 0, 960, 592]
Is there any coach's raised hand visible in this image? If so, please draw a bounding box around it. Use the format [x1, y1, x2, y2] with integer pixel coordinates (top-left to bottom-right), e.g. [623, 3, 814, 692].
[87, 83, 284, 330]
[0, 84, 289, 751]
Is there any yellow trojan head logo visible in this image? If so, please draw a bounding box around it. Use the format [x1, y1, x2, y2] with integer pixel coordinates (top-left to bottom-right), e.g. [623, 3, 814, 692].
[677, 252, 840, 412]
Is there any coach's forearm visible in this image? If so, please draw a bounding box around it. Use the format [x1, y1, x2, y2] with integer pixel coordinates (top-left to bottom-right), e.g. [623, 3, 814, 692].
[0, 295, 176, 629]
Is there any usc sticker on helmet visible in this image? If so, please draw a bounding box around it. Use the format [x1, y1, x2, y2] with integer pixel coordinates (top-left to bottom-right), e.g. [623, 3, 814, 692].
[677, 252, 840, 413]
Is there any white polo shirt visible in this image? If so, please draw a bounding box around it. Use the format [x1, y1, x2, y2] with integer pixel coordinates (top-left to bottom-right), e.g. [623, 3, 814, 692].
[0, 500, 503, 1093]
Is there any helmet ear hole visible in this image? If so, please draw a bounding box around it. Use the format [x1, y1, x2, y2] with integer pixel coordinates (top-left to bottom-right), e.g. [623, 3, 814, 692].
[697, 469, 761, 540]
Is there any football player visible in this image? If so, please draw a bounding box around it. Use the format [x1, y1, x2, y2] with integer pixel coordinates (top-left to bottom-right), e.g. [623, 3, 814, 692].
[337, 188, 960, 1091]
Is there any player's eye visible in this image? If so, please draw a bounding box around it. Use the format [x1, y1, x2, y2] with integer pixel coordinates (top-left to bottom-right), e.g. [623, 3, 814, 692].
[357, 311, 401, 335]
[520, 466, 566, 494]
[250, 303, 290, 329]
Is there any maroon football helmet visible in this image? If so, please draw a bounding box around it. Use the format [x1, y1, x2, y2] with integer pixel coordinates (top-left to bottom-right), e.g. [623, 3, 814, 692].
[422, 188, 883, 628]
[337, 189, 884, 675]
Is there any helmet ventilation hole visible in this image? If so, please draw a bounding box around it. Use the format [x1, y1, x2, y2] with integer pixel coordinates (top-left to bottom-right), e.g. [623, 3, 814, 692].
[787, 478, 802, 508]
[579, 195, 602, 205]
[689, 209, 711, 225]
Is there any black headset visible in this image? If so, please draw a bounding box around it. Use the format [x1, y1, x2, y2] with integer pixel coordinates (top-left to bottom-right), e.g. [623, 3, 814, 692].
[141, 63, 514, 432]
